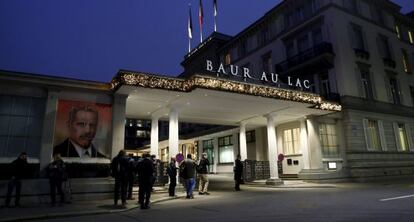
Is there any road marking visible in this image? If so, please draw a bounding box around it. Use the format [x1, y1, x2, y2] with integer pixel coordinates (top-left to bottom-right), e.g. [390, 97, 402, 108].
[380, 194, 414, 202]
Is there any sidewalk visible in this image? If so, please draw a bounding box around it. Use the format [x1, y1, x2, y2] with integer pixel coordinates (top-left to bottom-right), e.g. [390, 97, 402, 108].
[0, 186, 184, 222]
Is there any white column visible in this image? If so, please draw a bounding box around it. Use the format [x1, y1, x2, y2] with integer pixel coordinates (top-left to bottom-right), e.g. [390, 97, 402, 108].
[150, 116, 159, 157]
[111, 94, 128, 158]
[266, 114, 283, 185]
[168, 107, 179, 159]
[300, 118, 311, 170]
[39, 89, 59, 175]
[239, 122, 248, 160]
[306, 117, 324, 170]
[213, 137, 219, 174]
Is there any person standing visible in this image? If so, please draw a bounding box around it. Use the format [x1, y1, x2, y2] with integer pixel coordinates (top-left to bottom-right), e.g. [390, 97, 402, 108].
[111, 150, 129, 206]
[48, 153, 66, 206]
[198, 153, 210, 195]
[234, 154, 243, 191]
[4, 152, 28, 207]
[150, 155, 157, 192]
[166, 157, 177, 197]
[137, 153, 154, 209]
[181, 154, 196, 199]
[126, 154, 136, 200]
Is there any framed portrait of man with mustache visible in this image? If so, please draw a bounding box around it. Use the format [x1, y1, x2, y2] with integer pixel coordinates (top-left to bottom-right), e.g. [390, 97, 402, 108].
[53, 100, 111, 159]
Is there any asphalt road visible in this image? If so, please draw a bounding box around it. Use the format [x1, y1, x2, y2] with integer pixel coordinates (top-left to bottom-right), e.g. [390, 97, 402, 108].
[48, 176, 414, 222]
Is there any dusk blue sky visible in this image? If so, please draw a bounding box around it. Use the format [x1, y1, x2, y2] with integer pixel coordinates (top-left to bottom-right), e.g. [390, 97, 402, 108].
[1, 0, 413, 82]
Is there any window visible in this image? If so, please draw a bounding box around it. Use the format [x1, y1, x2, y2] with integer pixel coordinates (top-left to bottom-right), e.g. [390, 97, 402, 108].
[298, 35, 309, 53]
[283, 128, 300, 155]
[285, 41, 295, 59]
[258, 27, 269, 46]
[218, 135, 233, 163]
[378, 35, 392, 59]
[363, 119, 383, 151]
[409, 31, 414, 44]
[202, 139, 214, 168]
[319, 124, 338, 157]
[262, 53, 272, 74]
[410, 86, 414, 107]
[246, 130, 256, 143]
[351, 24, 365, 50]
[0, 95, 45, 158]
[360, 67, 374, 100]
[320, 73, 330, 98]
[389, 77, 401, 104]
[312, 28, 323, 46]
[225, 52, 231, 65]
[370, 6, 384, 25]
[395, 24, 401, 39]
[394, 123, 409, 151]
[344, 0, 358, 13]
[402, 49, 411, 73]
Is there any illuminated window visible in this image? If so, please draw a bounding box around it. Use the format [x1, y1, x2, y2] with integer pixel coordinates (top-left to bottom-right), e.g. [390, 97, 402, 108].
[218, 135, 234, 163]
[395, 24, 401, 39]
[283, 128, 300, 155]
[402, 49, 411, 73]
[409, 31, 414, 44]
[394, 123, 409, 151]
[363, 119, 382, 151]
[319, 124, 338, 157]
[225, 53, 231, 65]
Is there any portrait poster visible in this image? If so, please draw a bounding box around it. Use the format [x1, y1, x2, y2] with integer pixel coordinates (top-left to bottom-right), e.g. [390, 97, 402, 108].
[53, 100, 112, 160]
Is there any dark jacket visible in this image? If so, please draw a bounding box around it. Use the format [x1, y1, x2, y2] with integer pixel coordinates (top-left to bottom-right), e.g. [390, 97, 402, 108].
[198, 158, 210, 174]
[48, 159, 66, 181]
[182, 158, 196, 179]
[10, 157, 28, 180]
[234, 159, 243, 180]
[167, 162, 177, 178]
[137, 158, 154, 184]
[53, 139, 106, 158]
[111, 155, 130, 180]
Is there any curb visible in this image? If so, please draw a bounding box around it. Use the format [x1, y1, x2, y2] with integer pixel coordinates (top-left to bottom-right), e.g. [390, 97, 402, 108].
[0, 195, 184, 222]
[245, 184, 338, 189]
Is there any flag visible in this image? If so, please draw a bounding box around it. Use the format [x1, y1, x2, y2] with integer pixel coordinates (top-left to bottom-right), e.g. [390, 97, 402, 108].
[199, 0, 204, 28]
[213, 0, 217, 32]
[188, 5, 193, 39]
[214, 0, 217, 17]
[199, 0, 204, 42]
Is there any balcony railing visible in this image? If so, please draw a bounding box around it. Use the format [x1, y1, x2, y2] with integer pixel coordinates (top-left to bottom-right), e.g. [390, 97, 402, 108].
[354, 48, 370, 60]
[275, 42, 334, 73]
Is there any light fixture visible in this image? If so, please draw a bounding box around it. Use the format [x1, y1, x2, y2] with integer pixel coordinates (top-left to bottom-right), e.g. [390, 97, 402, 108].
[327, 162, 337, 170]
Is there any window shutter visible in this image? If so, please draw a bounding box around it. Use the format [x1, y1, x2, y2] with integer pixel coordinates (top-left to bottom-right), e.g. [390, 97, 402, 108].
[405, 123, 414, 151]
[370, 71, 377, 100]
[355, 67, 363, 97]
[378, 120, 387, 151]
[397, 79, 404, 104]
[393, 122, 402, 151]
[363, 119, 371, 150]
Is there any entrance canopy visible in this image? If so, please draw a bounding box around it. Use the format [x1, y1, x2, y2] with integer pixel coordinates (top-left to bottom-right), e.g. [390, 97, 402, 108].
[111, 70, 341, 126]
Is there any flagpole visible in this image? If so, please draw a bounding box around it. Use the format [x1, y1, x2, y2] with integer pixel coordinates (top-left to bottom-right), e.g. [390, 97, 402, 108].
[188, 3, 193, 53]
[199, 0, 204, 43]
[214, 0, 217, 32]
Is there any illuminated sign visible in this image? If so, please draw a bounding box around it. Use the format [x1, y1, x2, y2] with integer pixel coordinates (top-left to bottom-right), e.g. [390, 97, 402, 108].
[206, 60, 310, 89]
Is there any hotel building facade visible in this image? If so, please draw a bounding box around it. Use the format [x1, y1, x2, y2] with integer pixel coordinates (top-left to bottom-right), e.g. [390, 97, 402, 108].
[1, 0, 414, 198]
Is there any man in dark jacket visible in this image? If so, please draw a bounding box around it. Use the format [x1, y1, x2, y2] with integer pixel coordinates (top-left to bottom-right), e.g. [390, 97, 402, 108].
[5, 152, 28, 207]
[48, 153, 66, 206]
[126, 154, 136, 200]
[198, 153, 210, 195]
[111, 150, 129, 206]
[167, 157, 177, 197]
[137, 153, 154, 209]
[181, 154, 196, 199]
[234, 154, 243, 191]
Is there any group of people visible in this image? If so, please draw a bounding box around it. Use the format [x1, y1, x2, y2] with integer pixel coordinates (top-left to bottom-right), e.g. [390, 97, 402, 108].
[110, 150, 157, 210]
[4, 152, 69, 208]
